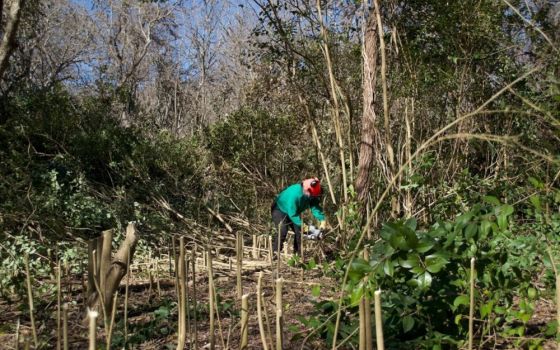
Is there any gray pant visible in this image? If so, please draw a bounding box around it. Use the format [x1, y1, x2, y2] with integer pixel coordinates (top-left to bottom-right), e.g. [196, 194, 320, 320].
[271, 203, 301, 254]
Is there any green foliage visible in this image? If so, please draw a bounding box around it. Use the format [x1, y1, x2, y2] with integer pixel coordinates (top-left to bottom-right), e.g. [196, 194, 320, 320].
[0, 87, 211, 297]
[306, 196, 556, 349]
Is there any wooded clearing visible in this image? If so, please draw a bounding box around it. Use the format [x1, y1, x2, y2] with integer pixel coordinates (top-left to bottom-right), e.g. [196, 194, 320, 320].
[1, 0, 559, 349]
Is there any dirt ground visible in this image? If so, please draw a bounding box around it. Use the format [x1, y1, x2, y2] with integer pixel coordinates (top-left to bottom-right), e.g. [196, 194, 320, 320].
[0, 251, 558, 350]
[0, 252, 336, 350]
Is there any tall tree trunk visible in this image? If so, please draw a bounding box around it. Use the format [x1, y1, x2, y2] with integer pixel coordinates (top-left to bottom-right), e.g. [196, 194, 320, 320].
[356, 10, 378, 211]
[0, 0, 25, 81]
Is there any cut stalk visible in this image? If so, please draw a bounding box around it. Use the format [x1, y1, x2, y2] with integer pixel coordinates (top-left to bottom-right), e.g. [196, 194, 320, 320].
[57, 264, 62, 350]
[556, 275, 560, 350]
[208, 251, 216, 350]
[240, 294, 249, 350]
[62, 303, 68, 350]
[24, 254, 38, 348]
[237, 232, 243, 299]
[124, 247, 131, 347]
[257, 272, 270, 350]
[191, 247, 198, 350]
[15, 318, 20, 350]
[88, 309, 98, 350]
[106, 292, 118, 349]
[374, 290, 384, 350]
[469, 257, 475, 350]
[276, 278, 284, 350]
[176, 237, 186, 350]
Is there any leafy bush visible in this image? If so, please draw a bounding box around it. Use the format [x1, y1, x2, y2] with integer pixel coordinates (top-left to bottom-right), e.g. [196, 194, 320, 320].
[305, 197, 553, 349]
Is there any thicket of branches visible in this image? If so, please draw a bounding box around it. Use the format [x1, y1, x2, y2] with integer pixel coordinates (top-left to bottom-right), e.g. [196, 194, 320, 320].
[0, 0, 558, 315]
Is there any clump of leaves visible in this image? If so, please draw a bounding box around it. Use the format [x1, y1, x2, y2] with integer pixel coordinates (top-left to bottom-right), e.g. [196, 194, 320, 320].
[305, 196, 551, 349]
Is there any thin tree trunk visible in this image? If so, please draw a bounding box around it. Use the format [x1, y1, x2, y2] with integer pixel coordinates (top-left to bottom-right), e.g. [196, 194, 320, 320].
[356, 9, 379, 212]
[87, 223, 139, 316]
[0, 0, 25, 81]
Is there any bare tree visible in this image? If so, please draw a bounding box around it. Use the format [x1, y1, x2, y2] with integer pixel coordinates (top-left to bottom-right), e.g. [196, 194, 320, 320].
[0, 0, 25, 81]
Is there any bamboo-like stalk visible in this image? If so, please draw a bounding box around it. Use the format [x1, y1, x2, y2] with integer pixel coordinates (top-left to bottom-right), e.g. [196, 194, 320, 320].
[240, 293, 249, 350]
[363, 249, 372, 350]
[106, 292, 118, 349]
[236, 232, 243, 299]
[372, 0, 394, 172]
[24, 254, 38, 348]
[404, 100, 413, 216]
[191, 246, 199, 350]
[173, 236, 179, 297]
[469, 257, 475, 350]
[100, 229, 113, 329]
[148, 269, 154, 300]
[155, 255, 161, 297]
[276, 278, 284, 350]
[315, 0, 348, 206]
[364, 295, 372, 350]
[23, 336, 29, 350]
[257, 272, 270, 350]
[177, 237, 187, 350]
[96, 236, 103, 280]
[88, 309, 98, 350]
[556, 275, 560, 350]
[91, 250, 107, 327]
[252, 234, 258, 259]
[62, 303, 68, 350]
[359, 295, 366, 350]
[276, 227, 282, 277]
[208, 251, 216, 350]
[99, 230, 113, 299]
[269, 236, 273, 265]
[169, 239, 173, 277]
[124, 247, 131, 347]
[57, 264, 62, 350]
[374, 290, 384, 350]
[87, 240, 95, 303]
[185, 250, 191, 346]
[15, 318, 19, 350]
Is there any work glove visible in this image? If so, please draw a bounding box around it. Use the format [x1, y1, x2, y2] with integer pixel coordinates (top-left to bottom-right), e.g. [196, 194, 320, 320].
[319, 221, 327, 231]
[302, 223, 309, 234]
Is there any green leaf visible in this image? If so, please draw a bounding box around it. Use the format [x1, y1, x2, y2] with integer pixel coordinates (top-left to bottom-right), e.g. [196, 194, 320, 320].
[453, 295, 469, 308]
[528, 176, 544, 189]
[307, 258, 317, 270]
[483, 195, 501, 205]
[425, 254, 449, 273]
[415, 239, 435, 253]
[528, 287, 537, 300]
[311, 285, 321, 297]
[399, 254, 421, 269]
[529, 195, 542, 212]
[454, 314, 463, 325]
[405, 218, 418, 231]
[416, 271, 433, 289]
[480, 301, 493, 319]
[383, 259, 395, 277]
[480, 220, 492, 238]
[465, 223, 478, 240]
[402, 316, 415, 333]
[349, 286, 364, 306]
[348, 258, 372, 283]
[404, 228, 419, 249]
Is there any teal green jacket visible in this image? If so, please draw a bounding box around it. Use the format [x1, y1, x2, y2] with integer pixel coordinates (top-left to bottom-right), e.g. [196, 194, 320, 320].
[275, 183, 325, 227]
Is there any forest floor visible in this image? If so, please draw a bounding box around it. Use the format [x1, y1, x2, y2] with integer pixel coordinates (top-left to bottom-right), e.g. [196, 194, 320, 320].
[0, 248, 337, 350]
[0, 247, 558, 350]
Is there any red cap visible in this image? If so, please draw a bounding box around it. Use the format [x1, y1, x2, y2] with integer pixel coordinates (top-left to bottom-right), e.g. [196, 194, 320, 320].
[303, 177, 322, 197]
